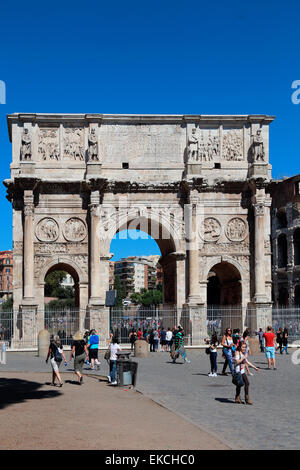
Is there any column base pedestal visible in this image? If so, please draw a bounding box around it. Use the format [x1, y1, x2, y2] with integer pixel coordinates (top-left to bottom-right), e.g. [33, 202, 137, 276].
[187, 296, 203, 306]
[21, 299, 38, 310]
[253, 294, 269, 303]
[88, 298, 105, 308]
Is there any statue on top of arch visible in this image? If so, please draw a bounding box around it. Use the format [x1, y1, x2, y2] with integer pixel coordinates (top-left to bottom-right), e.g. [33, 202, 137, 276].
[251, 129, 265, 162]
[88, 128, 100, 161]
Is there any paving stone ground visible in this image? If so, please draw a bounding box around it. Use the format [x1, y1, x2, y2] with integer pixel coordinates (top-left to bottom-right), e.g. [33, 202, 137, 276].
[134, 348, 300, 450]
[1, 348, 300, 450]
[0, 352, 228, 450]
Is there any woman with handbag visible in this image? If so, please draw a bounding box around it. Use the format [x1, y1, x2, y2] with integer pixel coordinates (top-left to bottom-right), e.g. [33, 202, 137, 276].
[221, 328, 234, 375]
[233, 341, 260, 405]
[205, 334, 219, 377]
[108, 336, 121, 385]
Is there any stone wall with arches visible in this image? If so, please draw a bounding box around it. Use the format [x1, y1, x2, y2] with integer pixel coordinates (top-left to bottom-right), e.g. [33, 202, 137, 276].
[5, 113, 275, 345]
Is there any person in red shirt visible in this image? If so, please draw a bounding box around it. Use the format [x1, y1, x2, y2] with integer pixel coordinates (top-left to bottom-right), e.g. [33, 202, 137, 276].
[263, 326, 277, 370]
[137, 328, 143, 340]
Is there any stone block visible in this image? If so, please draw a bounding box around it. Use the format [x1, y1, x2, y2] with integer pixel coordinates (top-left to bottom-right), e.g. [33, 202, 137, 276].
[248, 337, 261, 355]
[134, 340, 149, 358]
[38, 329, 50, 357]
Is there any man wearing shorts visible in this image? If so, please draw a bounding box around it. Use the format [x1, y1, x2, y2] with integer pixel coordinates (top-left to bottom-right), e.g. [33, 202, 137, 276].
[263, 326, 277, 370]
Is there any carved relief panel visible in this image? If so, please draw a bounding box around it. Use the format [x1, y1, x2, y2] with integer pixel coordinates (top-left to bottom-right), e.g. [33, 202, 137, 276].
[222, 128, 244, 161]
[225, 217, 248, 242]
[187, 127, 220, 163]
[38, 127, 60, 161]
[200, 217, 222, 242]
[35, 218, 59, 242]
[63, 217, 87, 242]
[63, 126, 84, 161]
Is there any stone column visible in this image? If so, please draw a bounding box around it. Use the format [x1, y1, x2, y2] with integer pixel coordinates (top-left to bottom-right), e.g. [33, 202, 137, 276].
[89, 190, 102, 304]
[23, 190, 35, 301]
[252, 188, 272, 330]
[175, 252, 186, 309]
[252, 193, 267, 303]
[188, 197, 201, 305]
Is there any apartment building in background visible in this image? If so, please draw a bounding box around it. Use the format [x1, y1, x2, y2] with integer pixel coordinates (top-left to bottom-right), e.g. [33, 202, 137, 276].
[114, 255, 161, 297]
[0, 250, 13, 301]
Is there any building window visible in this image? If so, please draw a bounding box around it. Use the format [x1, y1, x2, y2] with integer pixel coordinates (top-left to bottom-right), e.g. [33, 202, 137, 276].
[294, 228, 300, 266]
[278, 234, 288, 268]
[276, 209, 287, 229]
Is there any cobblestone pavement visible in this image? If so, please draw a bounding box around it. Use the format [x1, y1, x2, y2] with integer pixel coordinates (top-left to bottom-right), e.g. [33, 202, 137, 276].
[0, 369, 229, 450]
[1, 349, 300, 449]
[133, 349, 300, 450]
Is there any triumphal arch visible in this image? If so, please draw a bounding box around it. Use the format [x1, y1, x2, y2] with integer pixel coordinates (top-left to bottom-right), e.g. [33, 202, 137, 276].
[5, 113, 274, 345]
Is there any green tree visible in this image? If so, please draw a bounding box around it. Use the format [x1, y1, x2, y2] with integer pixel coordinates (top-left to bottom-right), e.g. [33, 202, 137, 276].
[45, 298, 75, 311]
[130, 288, 162, 306]
[1, 295, 13, 311]
[114, 275, 126, 307]
[44, 270, 68, 296]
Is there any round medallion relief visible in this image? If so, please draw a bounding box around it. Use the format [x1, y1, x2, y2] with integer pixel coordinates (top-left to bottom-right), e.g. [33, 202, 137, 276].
[225, 217, 247, 242]
[200, 217, 222, 242]
[35, 218, 59, 242]
[63, 217, 87, 242]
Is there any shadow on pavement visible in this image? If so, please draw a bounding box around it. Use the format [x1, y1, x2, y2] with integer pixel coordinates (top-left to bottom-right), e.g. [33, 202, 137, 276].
[64, 379, 81, 385]
[215, 397, 235, 404]
[0, 378, 61, 410]
[165, 361, 184, 364]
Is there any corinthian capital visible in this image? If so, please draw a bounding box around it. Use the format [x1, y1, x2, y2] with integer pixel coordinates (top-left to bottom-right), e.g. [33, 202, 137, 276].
[24, 203, 34, 216]
[89, 204, 99, 217]
[253, 203, 265, 216]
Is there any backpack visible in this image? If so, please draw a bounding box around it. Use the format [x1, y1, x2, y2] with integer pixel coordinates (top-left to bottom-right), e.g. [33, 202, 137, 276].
[53, 344, 62, 362]
[89, 335, 99, 346]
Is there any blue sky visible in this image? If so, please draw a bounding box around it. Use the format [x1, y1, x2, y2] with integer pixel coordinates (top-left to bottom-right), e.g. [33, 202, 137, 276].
[0, 0, 299, 257]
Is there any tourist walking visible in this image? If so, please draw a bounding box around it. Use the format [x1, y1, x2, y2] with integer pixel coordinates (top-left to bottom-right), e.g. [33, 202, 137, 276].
[221, 328, 234, 375]
[207, 333, 219, 377]
[233, 341, 260, 405]
[70, 331, 89, 384]
[153, 329, 159, 352]
[149, 329, 155, 352]
[172, 326, 190, 364]
[108, 336, 121, 385]
[276, 327, 284, 354]
[129, 329, 137, 351]
[160, 328, 167, 352]
[263, 326, 277, 370]
[137, 328, 143, 340]
[281, 328, 289, 354]
[166, 327, 172, 352]
[46, 335, 67, 387]
[232, 329, 241, 348]
[255, 328, 265, 352]
[87, 329, 101, 370]
[242, 330, 253, 376]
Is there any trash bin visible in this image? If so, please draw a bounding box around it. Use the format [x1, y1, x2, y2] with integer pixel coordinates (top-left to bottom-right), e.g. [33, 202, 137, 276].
[116, 351, 138, 387]
[0, 341, 7, 365]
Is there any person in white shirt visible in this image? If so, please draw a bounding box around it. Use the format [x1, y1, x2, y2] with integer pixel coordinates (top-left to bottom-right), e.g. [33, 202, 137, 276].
[108, 336, 121, 385]
[166, 328, 173, 352]
[234, 341, 259, 405]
